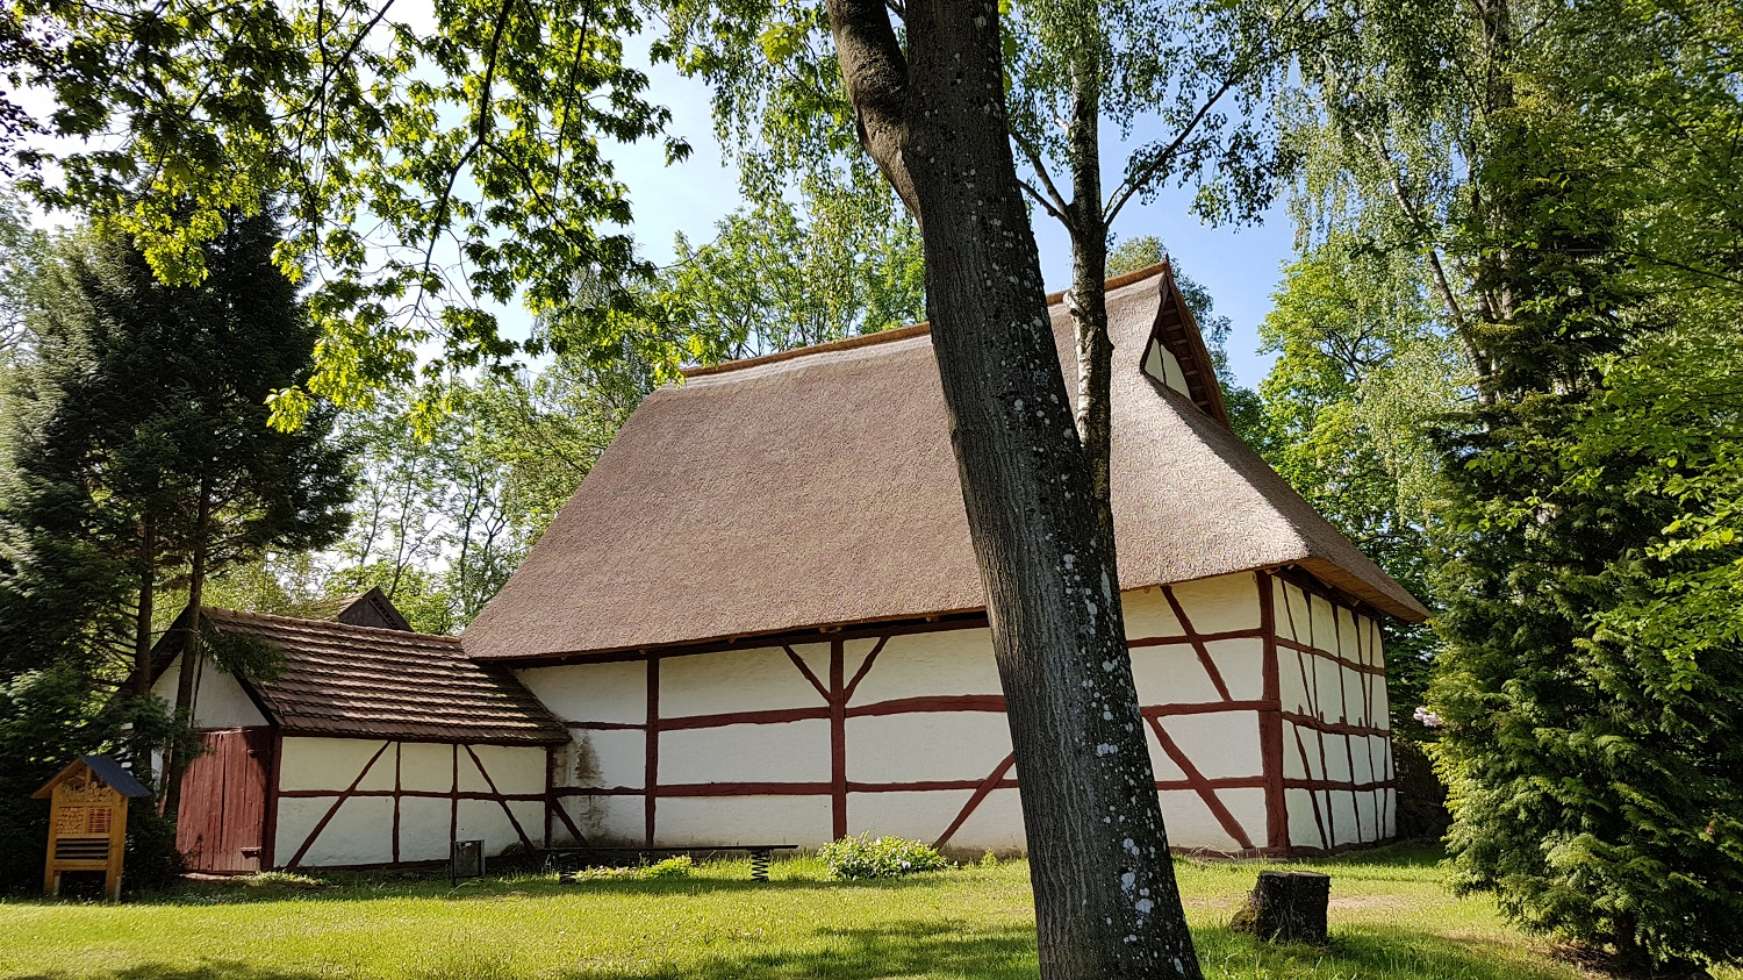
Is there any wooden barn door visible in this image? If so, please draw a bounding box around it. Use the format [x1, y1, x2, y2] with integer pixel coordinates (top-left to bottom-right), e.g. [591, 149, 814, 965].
[175, 728, 272, 873]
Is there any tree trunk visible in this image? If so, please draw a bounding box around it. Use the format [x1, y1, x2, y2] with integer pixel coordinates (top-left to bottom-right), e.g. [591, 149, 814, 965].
[1063, 42, 1115, 547]
[1230, 871, 1331, 944]
[827, 1, 1201, 975]
[162, 475, 212, 822]
[130, 509, 157, 787]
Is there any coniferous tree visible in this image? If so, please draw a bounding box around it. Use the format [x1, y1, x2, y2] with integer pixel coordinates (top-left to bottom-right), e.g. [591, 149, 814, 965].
[0, 206, 352, 815]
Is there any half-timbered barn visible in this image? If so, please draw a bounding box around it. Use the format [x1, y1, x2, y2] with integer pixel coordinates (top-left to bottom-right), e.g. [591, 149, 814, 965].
[148, 597, 566, 871]
[460, 262, 1430, 858]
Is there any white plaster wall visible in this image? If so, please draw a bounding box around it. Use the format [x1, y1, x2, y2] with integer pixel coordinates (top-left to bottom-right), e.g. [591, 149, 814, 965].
[846, 627, 1003, 704]
[458, 744, 545, 795]
[846, 711, 1013, 783]
[566, 729, 644, 789]
[946, 788, 1030, 852]
[1159, 787, 1267, 852]
[560, 794, 642, 845]
[1152, 712, 1262, 780]
[1131, 645, 1224, 705]
[273, 738, 546, 867]
[399, 742, 457, 793]
[152, 654, 266, 729]
[655, 796, 832, 846]
[1123, 586, 1185, 639]
[1170, 574, 1263, 634]
[513, 574, 1395, 856]
[659, 720, 830, 784]
[278, 737, 394, 792]
[275, 796, 393, 867]
[661, 644, 829, 716]
[517, 659, 645, 724]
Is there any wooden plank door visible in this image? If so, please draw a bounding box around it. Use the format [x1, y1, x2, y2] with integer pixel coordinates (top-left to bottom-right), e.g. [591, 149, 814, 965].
[175, 728, 272, 873]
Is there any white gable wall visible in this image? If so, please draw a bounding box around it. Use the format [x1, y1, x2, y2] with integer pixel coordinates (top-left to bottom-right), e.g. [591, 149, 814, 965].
[151, 652, 267, 730]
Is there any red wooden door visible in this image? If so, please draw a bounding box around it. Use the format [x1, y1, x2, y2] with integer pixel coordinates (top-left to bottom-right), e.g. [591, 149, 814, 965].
[176, 728, 272, 873]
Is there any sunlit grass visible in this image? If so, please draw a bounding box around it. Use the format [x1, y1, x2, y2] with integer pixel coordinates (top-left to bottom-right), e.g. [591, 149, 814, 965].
[2, 844, 1734, 978]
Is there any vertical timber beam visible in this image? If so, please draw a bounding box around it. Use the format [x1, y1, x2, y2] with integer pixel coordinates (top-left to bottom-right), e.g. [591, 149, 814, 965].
[261, 728, 283, 869]
[1257, 571, 1288, 854]
[645, 654, 659, 846]
[830, 639, 848, 839]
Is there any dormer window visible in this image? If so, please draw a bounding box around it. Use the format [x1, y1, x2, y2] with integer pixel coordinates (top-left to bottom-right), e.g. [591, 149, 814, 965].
[1141, 335, 1192, 397]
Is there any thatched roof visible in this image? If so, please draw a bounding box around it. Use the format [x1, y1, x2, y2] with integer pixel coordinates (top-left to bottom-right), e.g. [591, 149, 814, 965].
[464, 263, 1427, 664]
[155, 607, 567, 745]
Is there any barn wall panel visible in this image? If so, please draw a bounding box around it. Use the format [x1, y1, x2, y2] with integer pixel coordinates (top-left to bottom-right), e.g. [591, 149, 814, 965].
[655, 796, 833, 846]
[1204, 638, 1265, 701]
[517, 659, 645, 724]
[1122, 586, 1185, 638]
[947, 788, 1029, 852]
[458, 744, 544, 795]
[847, 789, 974, 843]
[845, 628, 1003, 704]
[659, 720, 831, 784]
[566, 729, 644, 789]
[562, 794, 643, 845]
[398, 742, 455, 793]
[1170, 574, 1262, 634]
[276, 796, 394, 867]
[845, 712, 1012, 783]
[396, 797, 453, 862]
[1158, 711, 1262, 779]
[278, 738, 393, 792]
[660, 643, 830, 716]
[1131, 645, 1225, 705]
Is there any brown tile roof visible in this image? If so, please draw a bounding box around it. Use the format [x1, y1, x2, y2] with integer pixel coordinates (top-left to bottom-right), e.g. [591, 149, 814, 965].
[464, 263, 1428, 663]
[193, 608, 566, 744]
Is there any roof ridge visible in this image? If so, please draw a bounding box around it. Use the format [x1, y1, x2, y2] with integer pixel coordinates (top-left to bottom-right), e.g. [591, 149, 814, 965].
[679, 260, 1173, 381]
[202, 604, 461, 643]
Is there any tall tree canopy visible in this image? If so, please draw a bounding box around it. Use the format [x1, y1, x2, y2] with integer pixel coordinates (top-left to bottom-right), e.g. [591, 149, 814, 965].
[1277, 0, 1743, 968]
[0, 206, 352, 885]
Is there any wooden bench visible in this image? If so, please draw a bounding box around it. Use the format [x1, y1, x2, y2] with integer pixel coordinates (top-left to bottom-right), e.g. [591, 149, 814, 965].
[545, 844, 798, 881]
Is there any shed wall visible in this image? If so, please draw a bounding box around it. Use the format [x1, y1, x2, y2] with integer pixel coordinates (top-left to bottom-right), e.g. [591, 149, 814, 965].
[271, 736, 547, 868]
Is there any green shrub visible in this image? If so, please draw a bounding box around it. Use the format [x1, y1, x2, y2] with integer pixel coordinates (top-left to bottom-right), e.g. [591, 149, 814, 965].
[640, 855, 694, 879]
[818, 835, 949, 880]
[570, 855, 694, 882]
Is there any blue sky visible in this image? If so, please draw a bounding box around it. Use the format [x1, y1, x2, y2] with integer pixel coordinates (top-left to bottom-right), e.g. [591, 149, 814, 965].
[608, 58, 1299, 391]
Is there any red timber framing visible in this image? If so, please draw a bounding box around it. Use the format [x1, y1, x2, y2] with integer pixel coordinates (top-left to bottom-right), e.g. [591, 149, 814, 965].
[276, 738, 545, 870]
[545, 569, 1397, 858]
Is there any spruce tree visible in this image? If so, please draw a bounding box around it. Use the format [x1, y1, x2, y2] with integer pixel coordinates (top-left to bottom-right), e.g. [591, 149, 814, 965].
[0, 206, 352, 809]
[1429, 106, 1743, 970]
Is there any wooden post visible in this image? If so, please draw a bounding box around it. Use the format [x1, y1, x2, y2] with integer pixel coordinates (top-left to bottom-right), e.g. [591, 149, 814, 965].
[1230, 870, 1331, 944]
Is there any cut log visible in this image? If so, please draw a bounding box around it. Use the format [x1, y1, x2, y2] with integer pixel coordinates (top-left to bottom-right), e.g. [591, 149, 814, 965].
[1229, 870, 1331, 944]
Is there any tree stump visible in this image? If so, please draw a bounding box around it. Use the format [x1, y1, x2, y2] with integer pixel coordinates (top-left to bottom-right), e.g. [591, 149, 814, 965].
[1229, 871, 1331, 944]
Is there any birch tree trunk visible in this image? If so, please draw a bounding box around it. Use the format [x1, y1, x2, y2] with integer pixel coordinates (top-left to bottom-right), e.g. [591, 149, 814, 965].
[827, 1, 1200, 974]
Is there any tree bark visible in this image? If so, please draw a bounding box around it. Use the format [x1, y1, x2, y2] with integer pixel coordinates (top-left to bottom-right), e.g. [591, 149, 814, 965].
[1063, 37, 1116, 548]
[131, 509, 157, 787]
[826, 1, 1201, 975]
[162, 474, 212, 821]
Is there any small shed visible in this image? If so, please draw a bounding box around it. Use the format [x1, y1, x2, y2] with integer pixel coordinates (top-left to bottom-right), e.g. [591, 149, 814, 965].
[147, 599, 567, 871]
[34, 756, 151, 899]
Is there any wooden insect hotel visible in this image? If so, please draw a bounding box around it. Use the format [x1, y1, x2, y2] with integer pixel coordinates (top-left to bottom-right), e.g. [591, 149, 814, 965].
[34, 755, 151, 900]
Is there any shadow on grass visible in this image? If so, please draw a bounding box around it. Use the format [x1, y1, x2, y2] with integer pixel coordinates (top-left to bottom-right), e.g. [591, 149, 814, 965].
[96, 869, 970, 908]
[557, 918, 1038, 980]
[1194, 924, 1574, 980]
[12, 964, 327, 980]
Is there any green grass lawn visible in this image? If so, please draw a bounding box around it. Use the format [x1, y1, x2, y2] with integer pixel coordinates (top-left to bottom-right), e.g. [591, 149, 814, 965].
[2, 845, 1733, 979]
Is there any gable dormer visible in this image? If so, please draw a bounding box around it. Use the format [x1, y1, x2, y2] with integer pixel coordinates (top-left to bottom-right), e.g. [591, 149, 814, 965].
[1139, 264, 1232, 429]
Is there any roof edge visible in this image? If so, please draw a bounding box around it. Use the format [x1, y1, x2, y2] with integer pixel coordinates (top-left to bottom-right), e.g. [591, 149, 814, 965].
[679, 261, 1175, 380]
